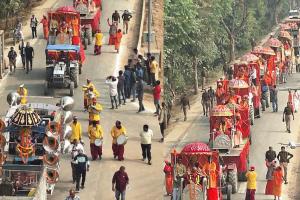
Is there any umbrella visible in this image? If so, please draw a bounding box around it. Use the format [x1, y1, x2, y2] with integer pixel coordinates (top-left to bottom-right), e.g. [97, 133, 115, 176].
[279, 31, 292, 40]
[260, 47, 276, 56]
[267, 38, 282, 48]
[211, 105, 233, 117]
[181, 142, 211, 153]
[252, 46, 263, 54]
[229, 79, 249, 89]
[56, 6, 78, 14]
[10, 106, 41, 127]
[280, 24, 290, 30]
[240, 53, 259, 62]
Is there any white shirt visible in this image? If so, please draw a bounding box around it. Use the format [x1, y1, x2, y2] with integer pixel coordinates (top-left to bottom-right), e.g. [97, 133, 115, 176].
[71, 143, 84, 159]
[140, 129, 153, 144]
[106, 79, 118, 96]
[250, 68, 257, 79]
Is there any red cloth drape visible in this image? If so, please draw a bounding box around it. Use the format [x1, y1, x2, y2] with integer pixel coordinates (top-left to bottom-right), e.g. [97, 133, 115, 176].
[207, 188, 219, 200]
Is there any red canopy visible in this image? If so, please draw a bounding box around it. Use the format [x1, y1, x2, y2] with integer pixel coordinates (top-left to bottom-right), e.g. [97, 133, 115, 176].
[279, 31, 292, 40]
[211, 105, 233, 117]
[240, 53, 259, 63]
[56, 6, 79, 14]
[229, 79, 249, 89]
[252, 46, 263, 54]
[181, 142, 211, 153]
[261, 47, 276, 56]
[267, 38, 282, 48]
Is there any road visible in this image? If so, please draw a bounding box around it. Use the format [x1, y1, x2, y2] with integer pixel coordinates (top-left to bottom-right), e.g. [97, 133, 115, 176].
[164, 73, 300, 200]
[0, 0, 164, 199]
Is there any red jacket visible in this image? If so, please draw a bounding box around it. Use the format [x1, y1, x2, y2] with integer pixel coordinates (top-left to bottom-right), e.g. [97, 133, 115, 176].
[153, 85, 161, 100]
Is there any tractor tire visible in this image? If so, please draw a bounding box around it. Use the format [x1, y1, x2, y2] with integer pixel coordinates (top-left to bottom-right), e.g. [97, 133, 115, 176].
[226, 184, 232, 200]
[70, 82, 74, 97]
[79, 63, 82, 74]
[46, 67, 53, 81]
[228, 169, 238, 193]
[70, 68, 79, 88]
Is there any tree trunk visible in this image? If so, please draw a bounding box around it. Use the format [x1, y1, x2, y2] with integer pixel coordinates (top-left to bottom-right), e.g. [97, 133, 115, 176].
[193, 57, 199, 95]
[229, 34, 235, 62]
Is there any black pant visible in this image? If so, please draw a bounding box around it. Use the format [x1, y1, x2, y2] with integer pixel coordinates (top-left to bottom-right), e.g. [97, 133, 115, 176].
[159, 123, 165, 138]
[26, 57, 33, 73]
[31, 27, 37, 38]
[75, 169, 86, 190]
[138, 97, 145, 111]
[21, 55, 25, 68]
[118, 88, 126, 104]
[141, 144, 151, 161]
[110, 95, 118, 108]
[150, 73, 156, 86]
[131, 83, 136, 101]
[71, 163, 76, 183]
[125, 83, 131, 98]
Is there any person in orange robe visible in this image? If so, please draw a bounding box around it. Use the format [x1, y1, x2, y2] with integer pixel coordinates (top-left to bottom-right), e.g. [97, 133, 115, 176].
[216, 83, 226, 105]
[202, 156, 217, 188]
[163, 160, 173, 196]
[107, 18, 117, 45]
[115, 29, 123, 53]
[40, 15, 49, 39]
[288, 89, 294, 112]
[265, 161, 276, 195]
[273, 166, 283, 200]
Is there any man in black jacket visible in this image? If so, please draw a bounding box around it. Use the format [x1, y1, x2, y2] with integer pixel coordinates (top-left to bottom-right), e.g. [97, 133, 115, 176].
[73, 149, 89, 191]
[122, 10, 132, 34]
[25, 42, 34, 74]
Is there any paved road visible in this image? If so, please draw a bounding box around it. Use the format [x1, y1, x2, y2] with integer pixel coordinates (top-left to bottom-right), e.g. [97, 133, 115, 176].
[164, 73, 300, 200]
[0, 0, 164, 199]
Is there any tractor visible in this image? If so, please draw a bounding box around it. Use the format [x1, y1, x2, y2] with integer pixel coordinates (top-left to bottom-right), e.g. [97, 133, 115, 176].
[170, 142, 235, 200]
[44, 45, 80, 96]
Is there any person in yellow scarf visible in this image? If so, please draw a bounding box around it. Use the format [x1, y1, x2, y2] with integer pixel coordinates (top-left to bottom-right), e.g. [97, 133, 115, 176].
[88, 98, 103, 125]
[17, 84, 28, 104]
[111, 120, 126, 161]
[82, 79, 99, 110]
[88, 121, 104, 160]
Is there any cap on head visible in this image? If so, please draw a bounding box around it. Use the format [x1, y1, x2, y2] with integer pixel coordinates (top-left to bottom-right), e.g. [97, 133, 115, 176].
[19, 84, 24, 88]
[73, 116, 78, 120]
[87, 79, 91, 83]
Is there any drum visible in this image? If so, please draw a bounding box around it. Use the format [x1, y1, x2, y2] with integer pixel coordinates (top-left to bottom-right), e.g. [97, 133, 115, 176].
[116, 135, 128, 145]
[94, 138, 103, 146]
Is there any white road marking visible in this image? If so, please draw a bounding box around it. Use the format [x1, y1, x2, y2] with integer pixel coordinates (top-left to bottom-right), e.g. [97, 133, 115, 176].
[27, 96, 55, 99]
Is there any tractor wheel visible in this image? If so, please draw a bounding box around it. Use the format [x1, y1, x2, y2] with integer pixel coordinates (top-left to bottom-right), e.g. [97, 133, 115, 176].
[228, 169, 238, 193]
[70, 68, 79, 88]
[226, 184, 232, 200]
[44, 81, 49, 96]
[70, 82, 74, 97]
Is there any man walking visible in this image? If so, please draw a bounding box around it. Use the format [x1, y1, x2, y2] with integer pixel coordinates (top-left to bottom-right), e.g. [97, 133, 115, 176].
[88, 121, 104, 160]
[265, 146, 276, 179]
[136, 77, 145, 112]
[7, 47, 17, 73]
[70, 139, 84, 184]
[117, 70, 126, 106]
[153, 80, 161, 115]
[73, 149, 89, 191]
[283, 102, 294, 133]
[106, 76, 119, 109]
[111, 121, 127, 161]
[180, 93, 190, 121]
[70, 116, 82, 143]
[208, 86, 215, 109]
[25, 42, 34, 74]
[269, 85, 278, 112]
[261, 80, 269, 111]
[277, 146, 293, 184]
[19, 39, 26, 69]
[30, 15, 38, 38]
[140, 124, 153, 165]
[201, 89, 210, 117]
[112, 10, 121, 25]
[112, 166, 129, 200]
[245, 166, 257, 200]
[122, 10, 132, 34]
[158, 102, 167, 142]
[124, 66, 131, 99]
[130, 68, 137, 102]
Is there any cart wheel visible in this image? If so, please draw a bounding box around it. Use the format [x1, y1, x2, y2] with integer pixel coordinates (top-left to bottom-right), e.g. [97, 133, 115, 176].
[226, 184, 232, 200]
[70, 82, 74, 96]
[44, 81, 49, 96]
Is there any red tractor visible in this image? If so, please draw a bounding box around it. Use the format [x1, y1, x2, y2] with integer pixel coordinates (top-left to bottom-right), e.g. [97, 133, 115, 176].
[209, 104, 250, 185]
[169, 142, 235, 200]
